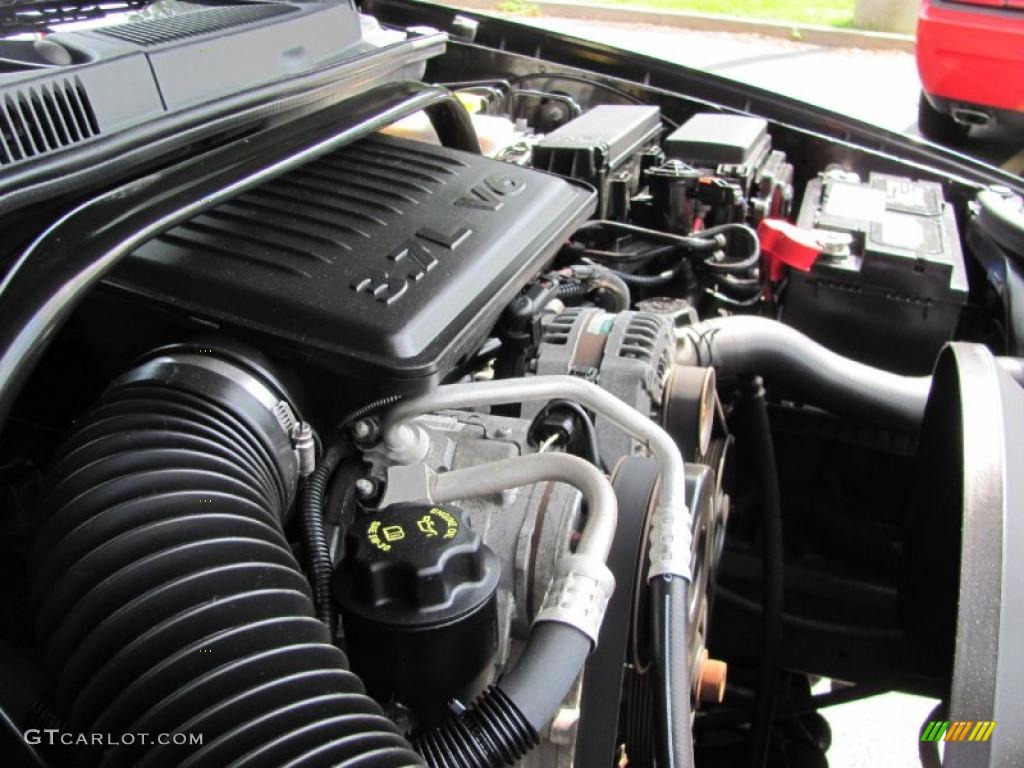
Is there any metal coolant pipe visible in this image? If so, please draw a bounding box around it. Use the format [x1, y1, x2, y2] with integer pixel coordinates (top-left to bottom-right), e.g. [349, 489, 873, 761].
[431, 452, 616, 562]
[382, 375, 692, 582]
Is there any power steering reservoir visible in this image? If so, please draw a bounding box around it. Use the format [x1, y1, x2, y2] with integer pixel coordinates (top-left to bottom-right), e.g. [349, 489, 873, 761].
[333, 502, 501, 728]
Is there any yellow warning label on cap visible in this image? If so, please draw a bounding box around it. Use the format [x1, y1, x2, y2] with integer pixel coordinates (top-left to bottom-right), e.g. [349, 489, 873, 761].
[367, 508, 458, 552]
[422, 507, 459, 540]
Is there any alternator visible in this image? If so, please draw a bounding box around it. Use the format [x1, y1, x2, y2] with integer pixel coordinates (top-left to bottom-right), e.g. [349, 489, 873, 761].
[528, 308, 676, 461]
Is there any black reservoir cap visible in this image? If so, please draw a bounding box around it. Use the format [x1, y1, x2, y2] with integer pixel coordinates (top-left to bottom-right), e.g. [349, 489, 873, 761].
[337, 503, 500, 626]
[665, 113, 769, 167]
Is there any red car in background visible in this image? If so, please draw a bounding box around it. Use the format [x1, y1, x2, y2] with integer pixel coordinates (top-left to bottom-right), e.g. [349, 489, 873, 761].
[917, 0, 1024, 143]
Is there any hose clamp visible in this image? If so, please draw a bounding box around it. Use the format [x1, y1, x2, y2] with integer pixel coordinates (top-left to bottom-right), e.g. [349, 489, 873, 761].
[136, 351, 317, 476]
[151, 352, 296, 426]
[291, 422, 316, 477]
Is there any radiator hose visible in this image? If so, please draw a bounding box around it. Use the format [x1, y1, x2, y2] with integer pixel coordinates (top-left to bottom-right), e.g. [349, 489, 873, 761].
[27, 344, 423, 768]
[679, 316, 931, 430]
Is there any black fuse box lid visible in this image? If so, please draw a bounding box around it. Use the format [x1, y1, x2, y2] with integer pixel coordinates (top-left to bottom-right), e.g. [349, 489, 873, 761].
[664, 113, 770, 168]
[533, 104, 662, 171]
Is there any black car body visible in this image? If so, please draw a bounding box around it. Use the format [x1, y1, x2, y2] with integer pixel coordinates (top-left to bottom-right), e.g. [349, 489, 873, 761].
[1, 2, 1021, 767]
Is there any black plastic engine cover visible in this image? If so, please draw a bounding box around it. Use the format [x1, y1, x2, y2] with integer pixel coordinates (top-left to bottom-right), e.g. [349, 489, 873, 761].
[105, 134, 595, 388]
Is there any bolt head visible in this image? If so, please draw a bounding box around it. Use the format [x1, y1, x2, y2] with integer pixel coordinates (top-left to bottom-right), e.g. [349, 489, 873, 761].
[352, 419, 374, 440]
[354, 478, 376, 499]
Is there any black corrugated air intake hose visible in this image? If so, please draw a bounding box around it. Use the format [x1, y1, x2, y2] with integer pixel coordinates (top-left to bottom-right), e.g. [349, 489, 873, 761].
[27, 343, 423, 768]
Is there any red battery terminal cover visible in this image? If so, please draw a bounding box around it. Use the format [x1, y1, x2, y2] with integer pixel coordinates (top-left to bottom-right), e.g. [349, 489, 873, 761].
[758, 218, 822, 281]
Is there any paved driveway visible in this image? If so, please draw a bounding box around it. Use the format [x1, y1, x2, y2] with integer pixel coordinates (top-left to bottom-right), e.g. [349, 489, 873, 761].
[515, 15, 1024, 174]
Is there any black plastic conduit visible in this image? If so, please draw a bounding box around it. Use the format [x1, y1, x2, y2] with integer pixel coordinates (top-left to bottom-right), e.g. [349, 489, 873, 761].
[27, 345, 424, 767]
[301, 444, 346, 631]
[300, 394, 405, 634]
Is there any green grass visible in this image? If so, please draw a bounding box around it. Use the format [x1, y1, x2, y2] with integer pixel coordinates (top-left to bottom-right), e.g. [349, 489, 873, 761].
[497, 0, 541, 14]
[560, 0, 856, 28]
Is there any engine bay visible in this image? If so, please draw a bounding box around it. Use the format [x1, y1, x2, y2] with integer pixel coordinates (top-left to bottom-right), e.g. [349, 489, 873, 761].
[1, 3, 1022, 768]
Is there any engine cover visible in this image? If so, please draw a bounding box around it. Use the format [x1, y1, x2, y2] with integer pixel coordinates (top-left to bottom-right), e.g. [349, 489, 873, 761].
[104, 134, 595, 389]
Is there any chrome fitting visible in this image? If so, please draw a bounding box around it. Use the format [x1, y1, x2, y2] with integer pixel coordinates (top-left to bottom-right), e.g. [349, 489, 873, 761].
[647, 501, 694, 582]
[291, 422, 316, 477]
[535, 553, 616, 646]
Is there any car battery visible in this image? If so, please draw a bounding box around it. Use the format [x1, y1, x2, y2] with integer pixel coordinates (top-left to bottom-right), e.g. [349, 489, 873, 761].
[783, 172, 967, 374]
